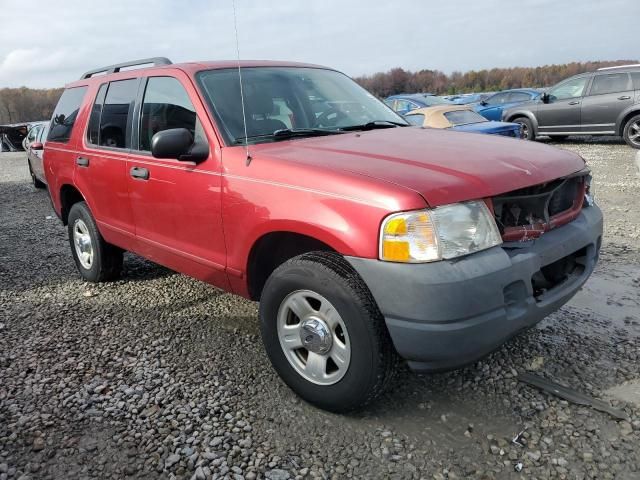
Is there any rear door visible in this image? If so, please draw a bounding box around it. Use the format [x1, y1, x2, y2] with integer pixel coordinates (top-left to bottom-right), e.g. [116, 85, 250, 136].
[74, 79, 139, 248]
[580, 72, 633, 134]
[126, 72, 229, 288]
[537, 75, 590, 134]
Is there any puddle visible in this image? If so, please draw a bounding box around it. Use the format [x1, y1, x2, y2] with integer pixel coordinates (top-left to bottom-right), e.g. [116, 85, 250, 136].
[567, 263, 640, 338]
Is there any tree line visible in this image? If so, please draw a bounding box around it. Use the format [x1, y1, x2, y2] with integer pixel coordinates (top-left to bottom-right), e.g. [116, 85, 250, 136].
[0, 59, 638, 124]
[354, 60, 639, 98]
[0, 87, 63, 124]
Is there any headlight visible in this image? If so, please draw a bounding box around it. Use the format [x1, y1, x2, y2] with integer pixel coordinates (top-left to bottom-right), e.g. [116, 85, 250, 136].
[379, 201, 502, 263]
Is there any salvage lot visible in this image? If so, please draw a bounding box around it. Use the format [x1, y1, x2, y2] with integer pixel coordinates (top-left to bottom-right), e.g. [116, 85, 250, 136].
[0, 139, 639, 479]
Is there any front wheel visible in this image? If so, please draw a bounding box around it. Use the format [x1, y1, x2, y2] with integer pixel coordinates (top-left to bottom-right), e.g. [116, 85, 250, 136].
[259, 252, 397, 412]
[514, 117, 535, 141]
[623, 114, 640, 149]
[67, 202, 123, 282]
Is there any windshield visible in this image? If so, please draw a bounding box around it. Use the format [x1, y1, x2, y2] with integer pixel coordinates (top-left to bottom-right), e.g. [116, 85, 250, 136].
[444, 110, 488, 126]
[196, 67, 406, 144]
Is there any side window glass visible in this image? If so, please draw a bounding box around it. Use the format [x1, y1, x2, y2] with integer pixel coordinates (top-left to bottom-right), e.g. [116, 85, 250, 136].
[47, 86, 88, 143]
[87, 84, 108, 145]
[405, 114, 424, 126]
[139, 76, 203, 151]
[590, 73, 630, 96]
[632, 72, 640, 90]
[508, 92, 531, 102]
[99, 79, 138, 149]
[549, 77, 588, 101]
[486, 93, 507, 105]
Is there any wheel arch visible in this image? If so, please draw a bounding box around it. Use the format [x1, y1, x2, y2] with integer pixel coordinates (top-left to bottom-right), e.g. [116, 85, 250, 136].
[617, 107, 640, 136]
[504, 110, 539, 133]
[59, 183, 87, 225]
[246, 230, 338, 301]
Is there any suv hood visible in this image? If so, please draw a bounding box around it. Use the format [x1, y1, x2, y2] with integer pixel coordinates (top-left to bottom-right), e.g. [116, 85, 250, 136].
[251, 127, 586, 207]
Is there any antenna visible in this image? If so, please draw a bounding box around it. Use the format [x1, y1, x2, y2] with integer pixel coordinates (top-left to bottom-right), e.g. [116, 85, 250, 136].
[232, 0, 252, 165]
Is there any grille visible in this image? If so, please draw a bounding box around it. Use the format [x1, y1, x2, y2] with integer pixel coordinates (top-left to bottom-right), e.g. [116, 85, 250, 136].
[492, 174, 587, 241]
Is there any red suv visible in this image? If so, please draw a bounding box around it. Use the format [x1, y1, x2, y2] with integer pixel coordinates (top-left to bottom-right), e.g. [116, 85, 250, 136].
[44, 58, 603, 412]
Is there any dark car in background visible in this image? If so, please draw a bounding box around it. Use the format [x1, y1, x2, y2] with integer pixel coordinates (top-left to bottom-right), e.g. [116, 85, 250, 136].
[474, 89, 541, 121]
[503, 65, 640, 148]
[384, 93, 449, 115]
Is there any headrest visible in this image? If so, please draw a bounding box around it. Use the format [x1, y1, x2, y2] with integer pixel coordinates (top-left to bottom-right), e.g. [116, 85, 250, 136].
[246, 90, 275, 116]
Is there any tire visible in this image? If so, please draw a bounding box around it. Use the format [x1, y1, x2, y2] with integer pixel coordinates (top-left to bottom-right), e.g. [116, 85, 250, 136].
[28, 159, 46, 189]
[513, 117, 535, 141]
[259, 251, 397, 412]
[622, 114, 640, 149]
[67, 202, 123, 282]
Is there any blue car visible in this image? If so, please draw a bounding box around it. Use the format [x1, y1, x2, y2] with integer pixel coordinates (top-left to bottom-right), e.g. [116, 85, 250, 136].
[404, 105, 522, 138]
[473, 89, 541, 121]
[384, 93, 450, 115]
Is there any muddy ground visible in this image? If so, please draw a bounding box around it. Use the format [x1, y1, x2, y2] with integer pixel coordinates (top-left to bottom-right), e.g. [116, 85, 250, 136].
[0, 138, 639, 480]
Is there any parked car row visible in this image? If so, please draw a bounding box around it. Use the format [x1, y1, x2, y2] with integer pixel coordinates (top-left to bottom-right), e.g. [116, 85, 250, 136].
[384, 64, 640, 148]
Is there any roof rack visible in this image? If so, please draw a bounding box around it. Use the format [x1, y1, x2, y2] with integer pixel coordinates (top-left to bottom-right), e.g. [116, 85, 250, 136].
[597, 64, 640, 71]
[80, 57, 172, 79]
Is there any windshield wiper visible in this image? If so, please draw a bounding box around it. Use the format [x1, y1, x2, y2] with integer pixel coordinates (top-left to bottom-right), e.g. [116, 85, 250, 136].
[234, 128, 343, 144]
[339, 120, 409, 131]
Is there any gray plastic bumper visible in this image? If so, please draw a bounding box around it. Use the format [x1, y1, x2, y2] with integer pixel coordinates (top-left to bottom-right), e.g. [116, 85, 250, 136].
[346, 206, 603, 372]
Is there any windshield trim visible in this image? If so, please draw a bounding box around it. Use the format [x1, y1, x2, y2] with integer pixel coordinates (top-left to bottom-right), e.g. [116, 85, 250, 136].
[195, 66, 407, 147]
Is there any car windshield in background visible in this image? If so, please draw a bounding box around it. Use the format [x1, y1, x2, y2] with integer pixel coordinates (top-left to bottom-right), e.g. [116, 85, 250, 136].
[196, 67, 407, 144]
[444, 110, 488, 126]
[424, 96, 450, 106]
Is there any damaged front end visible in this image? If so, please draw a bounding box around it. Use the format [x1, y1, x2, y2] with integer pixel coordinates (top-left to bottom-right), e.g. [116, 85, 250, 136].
[491, 169, 591, 242]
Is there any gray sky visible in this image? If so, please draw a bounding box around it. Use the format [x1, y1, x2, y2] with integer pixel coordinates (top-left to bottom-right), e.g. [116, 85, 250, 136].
[0, 0, 637, 88]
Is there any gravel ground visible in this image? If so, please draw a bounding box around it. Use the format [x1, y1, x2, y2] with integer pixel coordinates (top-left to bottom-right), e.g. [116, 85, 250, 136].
[1, 137, 639, 480]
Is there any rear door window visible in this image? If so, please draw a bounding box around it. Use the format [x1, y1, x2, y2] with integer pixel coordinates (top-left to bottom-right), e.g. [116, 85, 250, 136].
[47, 86, 88, 143]
[486, 93, 509, 105]
[589, 73, 631, 96]
[508, 92, 532, 102]
[632, 72, 640, 90]
[99, 79, 139, 149]
[138, 76, 204, 152]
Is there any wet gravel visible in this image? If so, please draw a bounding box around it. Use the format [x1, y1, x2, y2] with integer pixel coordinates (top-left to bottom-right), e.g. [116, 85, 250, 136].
[1, 138, 639, 479]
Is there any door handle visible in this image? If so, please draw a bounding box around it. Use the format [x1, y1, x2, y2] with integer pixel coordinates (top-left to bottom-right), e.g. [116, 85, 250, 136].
[568, 101, 580, 106]
[76, 157, 89, 167]
[618, 95, 631, 100]
[130, 166, 149, 180]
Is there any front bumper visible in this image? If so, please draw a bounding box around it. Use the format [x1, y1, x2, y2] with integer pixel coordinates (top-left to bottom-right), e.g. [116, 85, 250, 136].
[346, 205, 602, 372]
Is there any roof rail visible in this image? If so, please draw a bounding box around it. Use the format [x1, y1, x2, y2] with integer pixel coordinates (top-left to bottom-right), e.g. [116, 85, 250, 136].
[597, 64, 640, 71]
[80, 57, 172, 79]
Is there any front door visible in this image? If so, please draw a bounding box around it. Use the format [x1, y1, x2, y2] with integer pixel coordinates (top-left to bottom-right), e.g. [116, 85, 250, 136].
[126, 73, 229, 289]
[581, 72, 633, 134]
[537, 75, 590, 135]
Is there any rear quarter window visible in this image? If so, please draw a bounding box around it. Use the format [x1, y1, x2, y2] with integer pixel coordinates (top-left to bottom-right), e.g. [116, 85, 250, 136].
[47, 86, 88, 143]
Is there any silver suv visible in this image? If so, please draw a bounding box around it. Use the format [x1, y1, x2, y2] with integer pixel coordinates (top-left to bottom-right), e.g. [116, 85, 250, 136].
[503, 65, 640, 148]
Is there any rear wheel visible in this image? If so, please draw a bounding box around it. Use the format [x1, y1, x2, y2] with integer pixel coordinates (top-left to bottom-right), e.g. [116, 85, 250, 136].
[28, 160, 46, 189]
[67, 202, 123, 282]
[514, 117, 535, 140]
[623, 114, 640, 149]
[259, 252, 397, 412]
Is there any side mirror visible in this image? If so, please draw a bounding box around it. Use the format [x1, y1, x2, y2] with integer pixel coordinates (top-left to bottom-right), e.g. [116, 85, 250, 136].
[151, 128, 208, 163]
[31, 142, 44, 151]
[541, 93, 550, 104]
[479, 100, 488, 106]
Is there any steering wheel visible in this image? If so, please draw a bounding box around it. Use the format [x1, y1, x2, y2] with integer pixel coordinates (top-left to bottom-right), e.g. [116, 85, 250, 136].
[315, 107, 349, 128]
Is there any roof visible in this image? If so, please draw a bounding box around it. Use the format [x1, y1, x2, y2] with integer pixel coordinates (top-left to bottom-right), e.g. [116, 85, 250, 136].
[66, 59, 334, 88]
[386, 93, 436, 101]
[406, 105, 475, 129]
